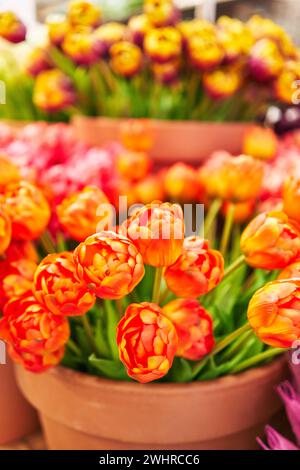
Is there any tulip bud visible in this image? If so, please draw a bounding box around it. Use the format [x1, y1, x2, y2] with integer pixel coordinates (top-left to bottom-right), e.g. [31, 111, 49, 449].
[164, 236, 224, 297]
[249, 38, 284, 82]
[247, 279, 300, 348]
[151, 59, 180, 84]
[34, 251, 96, 317]
[110, 41, 143, 78]
[67, 0, 101, 28]
[47, 16, 70, 46]
[0, 207, 11, 255]
[0, 155, 20, 190]
[283, 176, 300, 224]
[94, 22, 126, 55]
[164, 163, 204, 203]
[222, 199, 255, 224]
[117, 150, 150, 182]
[0, 11, 26, 43]
[128, 14, 151, 47]
[123, 201, 184, 267]
[0, 295, 70, 372]
[243, 126, 278, 161]
[25, 47, 52, 77]
[274, 60, 300, 105]
[73, 231, 145, 299]
[117, 302, 178, 383]
[33, 69, 76, 113]
[163, 298, 215, 360]
[144, 27, 182, 64]
[199, 153, 263, 202]
[188, 33, 224, 71]
[120, 119, 153, 152]
[144, 0, 180, 28]
[57, 186, 113, 242]
[62, 30, 103, 65]
[3, 181, 51, 241]
[134, 175, 165, 205]
[241, 211, 300, 270]
[203, 65, 242, 100]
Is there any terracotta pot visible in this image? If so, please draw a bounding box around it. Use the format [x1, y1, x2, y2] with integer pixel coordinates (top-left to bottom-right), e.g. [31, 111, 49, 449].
[72, 116, 252, 165]
[0, 357, 38, 445]
[16, 356, 288, 450]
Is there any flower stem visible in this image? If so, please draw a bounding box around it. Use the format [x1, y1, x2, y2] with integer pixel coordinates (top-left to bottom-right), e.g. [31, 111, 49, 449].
[56, 231, 66, 253]
[223, 254, 246, 280]
[192, 323, 251, 379]
[230, 348, 284, 374]
[67, 338, 81, 357]
[203, 198, 222, 238]
[80, 315, 100, 357]
[220, 202, 235, 256]
[40, 231, 56, 254]
[152, 267, 164, 304]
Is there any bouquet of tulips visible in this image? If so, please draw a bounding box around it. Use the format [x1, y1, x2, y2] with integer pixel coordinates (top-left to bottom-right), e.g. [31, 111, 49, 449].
[0, 0, 299, 121]
[1, 143, 300, 384]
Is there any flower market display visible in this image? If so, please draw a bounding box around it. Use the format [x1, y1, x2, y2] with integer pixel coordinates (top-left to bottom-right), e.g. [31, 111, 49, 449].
[0, 0, 299, 122]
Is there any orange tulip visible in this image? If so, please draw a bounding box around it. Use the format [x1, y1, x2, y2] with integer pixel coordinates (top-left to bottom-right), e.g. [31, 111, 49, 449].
[222, 199, 256, 224]
[25, 47, 52, 77]
[0, 11, 26, 43]
[124, 201, 184, 267]
[134, 175, 165, 205]
[283, 176, 300, 224]
[144, 27, 182, 63]
[247, 279, 300, 348]
[110, 41, 143, 78]
[163, 298, 215, 361]
[73, 231, 145, 299]
[47, 17, 70, 46]
[199, 153, 263, 202]
[117, 150, 151, 182]
[243, 126, 278, 161]
[67, 0, 101, 28]
[3, 181, 51, 241]
[120, 119, 153, 152]
[144, 0, 178, 28]
[117, 302, 178, 383]
[164, 163, 204, 203]
[0, 155, 20, 190]
[94, 22, 126, 54]
[164, 236, 224, 297]
[188, 33, 224, 71]
[62, 30, 103, 65]
[278, 260, 300, 280]
[0, 241, 38, 310]
[0, 295, 70, 372]
[128, 14, 151, 47]
[57, 186, 113, 242]
[0, 207, 11, 255]
[241, 211, 300, 270]
[274, 61, 300, 105]
[3, 259, 37, 301]
[203, 65, 242, 100]
[33, 69, 76, 113]
[249, 38, 283, 82]
[34, 251, 96, 316]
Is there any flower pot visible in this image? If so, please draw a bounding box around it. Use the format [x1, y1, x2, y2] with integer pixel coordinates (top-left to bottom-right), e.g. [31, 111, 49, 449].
[72, 116, 252, 165]
[0, 357, 39, 445]
[16, 356, 288, 450]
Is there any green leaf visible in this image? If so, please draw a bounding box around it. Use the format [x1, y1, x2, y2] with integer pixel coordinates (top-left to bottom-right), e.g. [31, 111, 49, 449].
[89, 354, 129, 380]
[167, 358, 193, 383]
[103, 300, 120, 360]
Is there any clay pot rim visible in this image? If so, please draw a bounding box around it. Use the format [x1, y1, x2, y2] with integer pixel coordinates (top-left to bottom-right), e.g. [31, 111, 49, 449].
[49, 355, 286, 396]
[72, 114, 251, 128]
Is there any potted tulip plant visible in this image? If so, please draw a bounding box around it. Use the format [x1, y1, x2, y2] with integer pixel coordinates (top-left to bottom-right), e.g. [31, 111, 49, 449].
[2, 148, 300, 449]
[0, 1, 299, 162]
